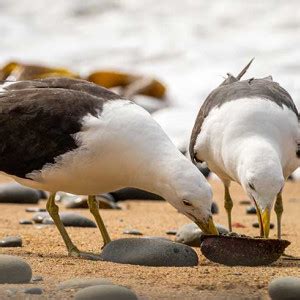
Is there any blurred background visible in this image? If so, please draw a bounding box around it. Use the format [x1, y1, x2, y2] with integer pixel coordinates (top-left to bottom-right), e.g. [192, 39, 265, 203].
[1, 0, 300, 164]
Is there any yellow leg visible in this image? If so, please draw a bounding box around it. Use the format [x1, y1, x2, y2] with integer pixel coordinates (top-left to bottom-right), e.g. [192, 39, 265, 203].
[46, 193, 101, 260]
[274, 192, 283, 239]
[224, 185, 233, 232]
[87, 195, 111, 246]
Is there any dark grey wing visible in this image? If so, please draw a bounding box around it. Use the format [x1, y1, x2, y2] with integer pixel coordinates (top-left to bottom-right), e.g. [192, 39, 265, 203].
[0, 77, 120, 178]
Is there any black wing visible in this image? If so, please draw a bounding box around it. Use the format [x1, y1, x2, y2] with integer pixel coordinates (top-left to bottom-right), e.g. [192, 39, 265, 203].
[0, 77, 120, 178]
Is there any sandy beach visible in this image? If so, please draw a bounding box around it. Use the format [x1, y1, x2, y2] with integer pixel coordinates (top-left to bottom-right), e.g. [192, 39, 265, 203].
[0, 175, 299, 299]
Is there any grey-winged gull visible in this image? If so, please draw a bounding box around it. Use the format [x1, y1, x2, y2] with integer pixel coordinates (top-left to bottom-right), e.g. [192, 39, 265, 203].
[189, 60, 300, 238]
[0, 77, 218, 259]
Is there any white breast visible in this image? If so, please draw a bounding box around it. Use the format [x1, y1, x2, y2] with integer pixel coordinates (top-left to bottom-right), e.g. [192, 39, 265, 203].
[194, 97, 300, 182]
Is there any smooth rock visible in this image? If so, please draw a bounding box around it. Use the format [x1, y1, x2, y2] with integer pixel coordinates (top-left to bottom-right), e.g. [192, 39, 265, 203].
[0, 236, 22, 247]
[26, 207, 46, 212]
[24, 287, 43, 295]
[75, 285, 137, 300]
[31, 275, 43, 282]
[211, 201, 219, 214]
[166, 229, 177, 235]
[0, 183, 42, 204]
[175, 223, 229, 247]
[246, 206, 257, 214]
[253, 222, 274, 229]
[57, 278, 113, 290]
[110, 188, 164, 201]
[239, 200, 251, 205]
[269, 276, 300, 300]
[32, 212, 50, 223]
[64, 195, 121, 209]
[19, 219, 33, 225]
[33, 212, 96, 227]
[100, 238, 198, 266]
[123, 229, 143, 236]
[0, 255, 32, 283]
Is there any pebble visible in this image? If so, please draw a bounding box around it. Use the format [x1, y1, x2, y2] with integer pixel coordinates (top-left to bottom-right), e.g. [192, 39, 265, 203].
[19, 219, 33, 225]
[246, 206, 257, 214]
[268, 276, 300, 300]
[26, 207, 46, 212]
[110, 188, 164, 201]
[100, 238, 198, 266]
[239, 200, 251, 205]
[166, 229, 177, 235]
[123, 229, 143, 236]
[0, 236, 22, 247]
[0, 255, 32, 283]
[31, 275, 43, 282]
[75, 285, 138, 300]
[33, 212, 96, 227]
[0, 183, 43, 204]
[253, 222, 274, 229]
[64, 195, 121, 209]
[211, 201, 219, 214]
[175, 223, 229, 247]
[57, 278, 113, 290]
[24, 287, 43, 295]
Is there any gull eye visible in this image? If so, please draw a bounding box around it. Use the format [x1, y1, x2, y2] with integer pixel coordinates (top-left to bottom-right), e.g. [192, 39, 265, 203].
[249, 183, 255, 191]
[182, 200, 192, 206]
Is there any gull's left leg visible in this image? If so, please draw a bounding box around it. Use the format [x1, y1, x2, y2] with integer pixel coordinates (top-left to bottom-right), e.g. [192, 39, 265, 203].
[224, 185, 233, 232]
[274, 192, 283, 239]
[87, 195, 111, 246]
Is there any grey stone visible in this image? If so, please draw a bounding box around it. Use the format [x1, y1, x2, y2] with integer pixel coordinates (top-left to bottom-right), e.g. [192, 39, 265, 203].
[253, 222, 274, 229]
[0, 236, 22, 247]
[33, 212, 96, 227]
[269, 276, 300, 300]
[166, 229, 177, 235]
[175, 223, 229, 247]
[0, 183, 42, 204]
[57, 278, 113, 290]
[64, 195, 121, 210]
[31, 275, 43, 282]
[239, 200, 251, 205]
[24, 287, 43, 295]
[246, 206, 257, 214]
[75, 285, 138, 300]
[0, 255, 32, 283]
[100, 238, 198, 266]
[26, 207, 46, 212]
[32, 212, 49, 223]
[123, 229, 143, 236]
[19, 219, 33, 225]
[211, 201, 219, 214]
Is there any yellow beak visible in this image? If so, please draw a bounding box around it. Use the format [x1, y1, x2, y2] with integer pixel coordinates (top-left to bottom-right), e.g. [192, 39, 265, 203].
[196, 216, 219, 235]
[255, 205, 271, 238]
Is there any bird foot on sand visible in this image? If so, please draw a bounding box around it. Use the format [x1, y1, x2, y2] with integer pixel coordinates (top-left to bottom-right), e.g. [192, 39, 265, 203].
[69, 250, 102, 261]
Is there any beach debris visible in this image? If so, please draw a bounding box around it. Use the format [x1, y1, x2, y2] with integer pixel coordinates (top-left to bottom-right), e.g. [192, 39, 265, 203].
[100, 238, 198, 266]
[200, 235, 290, 266]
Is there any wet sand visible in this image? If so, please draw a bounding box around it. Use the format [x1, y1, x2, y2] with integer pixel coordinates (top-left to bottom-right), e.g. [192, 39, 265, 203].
[0, 177, 299, 299]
